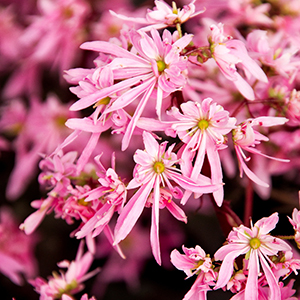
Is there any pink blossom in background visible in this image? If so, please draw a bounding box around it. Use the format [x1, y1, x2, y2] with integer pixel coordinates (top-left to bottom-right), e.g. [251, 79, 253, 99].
[0, 207, 38, 285]
[0, 95, 79, 200]
[29, 241, 99, 300]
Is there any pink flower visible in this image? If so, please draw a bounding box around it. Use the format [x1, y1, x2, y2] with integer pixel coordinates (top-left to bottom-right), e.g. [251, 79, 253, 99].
[19, 0, 91, 74]
[29, 241, 99, 300]
[170, 245, 212, 277]
[69, 28, 193, 150]
[110, 0, 205, 31]
[232, 116, 289, 187]
[209, 23, 268, 100]
[114, 131, 218, 265]
[170, 245, 216, 300]
[214, 213, 291, 300]
[0, 95, 78, 200]
[168, 98, 236, 206]
[38, 151, 78, 195]
[75, 154, 127, 239]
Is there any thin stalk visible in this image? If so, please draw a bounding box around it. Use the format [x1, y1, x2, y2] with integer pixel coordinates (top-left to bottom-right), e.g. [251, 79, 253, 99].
[243, 178, 253, 227]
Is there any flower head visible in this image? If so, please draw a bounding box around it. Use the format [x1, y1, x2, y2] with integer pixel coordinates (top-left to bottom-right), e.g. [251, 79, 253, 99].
[114, 131, 218, 265]
[214, 213, 291, 300]
[209, 23, 268, 100]
[169, 98, 236, 206]
[29, 241, 99, 300]
[69, 28, 192, 150]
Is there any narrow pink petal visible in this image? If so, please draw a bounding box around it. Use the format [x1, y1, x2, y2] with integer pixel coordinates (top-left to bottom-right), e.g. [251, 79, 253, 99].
[65, 117, 112, 133]
[109, 10, 149, 24]
[70, 75, 148, 111]
[232, 72, 255, 100]
[206, 137, 224, 206]
[259, 252, 281, 300]
[235, 146, 269, 187]
[165, 201, 187, 223]
[103, 225, 126, 259]
[19, 197, 54, 235]
[214, 247, 247, 289]
[114, 177, 155, 244]
[150, 177, 161, 265]
[168, 170, 220, 197]
[170, 249, 195, 271]
[245, 251, 259, 300]
[105, 76, 155, 114]
[142, 130, 160, 158]
[121, 79, 156, 151]
[80, 40, 147, 63]
[76, 132, 101, 174]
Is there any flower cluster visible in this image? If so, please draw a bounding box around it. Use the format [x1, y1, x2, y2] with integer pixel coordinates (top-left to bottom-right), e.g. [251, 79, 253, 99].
[1, 0, 300, 299]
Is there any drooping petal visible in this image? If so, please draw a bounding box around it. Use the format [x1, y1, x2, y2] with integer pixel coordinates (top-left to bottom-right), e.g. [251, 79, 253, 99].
[259, 252, 281, 300]
[214, 246, 248, 289]
[150, 176, 161, 265]
[114, 177, 155, 245]
[244, 250, 259, 300]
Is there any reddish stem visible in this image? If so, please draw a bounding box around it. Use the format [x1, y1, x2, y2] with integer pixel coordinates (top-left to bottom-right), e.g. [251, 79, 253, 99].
[243, 179, 253, 227]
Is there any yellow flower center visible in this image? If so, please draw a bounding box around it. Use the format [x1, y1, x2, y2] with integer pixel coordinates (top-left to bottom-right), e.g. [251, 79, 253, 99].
[249, 237, 261, 249]
[157, 60, 166, 73]
[153, 161, 165, 174]
[198, 119, 209, 131]
[55, 115, 67, 127]
[93, 96, 111, 108]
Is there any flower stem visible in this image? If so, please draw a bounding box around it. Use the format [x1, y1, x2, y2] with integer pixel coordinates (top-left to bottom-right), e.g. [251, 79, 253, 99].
[244, 179, 253, 227]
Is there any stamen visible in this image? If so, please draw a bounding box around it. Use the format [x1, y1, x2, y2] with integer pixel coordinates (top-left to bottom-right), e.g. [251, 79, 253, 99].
[249, 237, 261, 249]
[157, 60, 166, 73]
[198, 119, 209, 131]
[153, 161, 165, 174]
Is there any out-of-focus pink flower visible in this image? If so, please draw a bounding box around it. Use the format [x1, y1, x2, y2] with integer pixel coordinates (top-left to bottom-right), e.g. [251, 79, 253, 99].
[20, 0, 91, 73]
[0, 95, 78, 200]
[0, 6, 23, 70]
[114, 131, 218, 265]
[110, 0, 205, 31]
[246, 29, 300, 80]
[0, 207, 38, 285]
[168, 98, 236, 206]
[29, 241, 99, 300]
[209, 23, 268, 100]
[232, 116, 289, 187]
[228, 0, 273, 26]
[214, 213, 291, 300]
